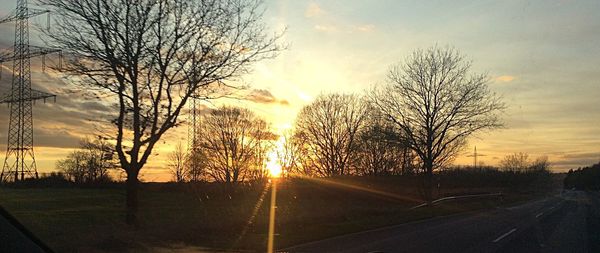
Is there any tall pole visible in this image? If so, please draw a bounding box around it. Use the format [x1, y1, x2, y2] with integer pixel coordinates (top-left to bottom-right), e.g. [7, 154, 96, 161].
[0, 0, 58, 183]
[467, 145, 487, 169]
[188, 97, 198, 151]
[187, 96, 200, 181]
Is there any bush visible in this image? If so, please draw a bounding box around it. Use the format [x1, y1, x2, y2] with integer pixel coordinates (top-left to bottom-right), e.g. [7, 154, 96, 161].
[563, 162, 600, 190]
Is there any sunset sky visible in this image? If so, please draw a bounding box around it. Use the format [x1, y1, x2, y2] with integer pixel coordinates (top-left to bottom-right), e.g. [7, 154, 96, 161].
[1, 0, 599, 181]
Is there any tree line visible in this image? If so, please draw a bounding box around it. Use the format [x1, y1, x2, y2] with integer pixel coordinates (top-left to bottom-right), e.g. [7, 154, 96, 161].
[158, 46, 509, 198]
[40, 0, 505, 223]
[168, 97, 418, 184]
[564, 162, 600, 190]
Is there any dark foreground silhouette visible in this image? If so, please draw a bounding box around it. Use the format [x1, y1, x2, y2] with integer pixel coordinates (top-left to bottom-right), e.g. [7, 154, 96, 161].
[0, 169, 561, 252]
[286, 190, 600, 253]
[0, 206, 53, 253]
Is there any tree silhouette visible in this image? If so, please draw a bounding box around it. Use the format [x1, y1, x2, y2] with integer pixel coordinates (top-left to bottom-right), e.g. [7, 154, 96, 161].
[355, 110, 414, 176]
[168, 142, 187, 183]
[295, 94, 369, 176]
[277, 129, 303, 177]
[56, 136, 115, 184]
[195, 106, 274, 183]
[371, 46, 505, 202]
[40, 0, 282, 224]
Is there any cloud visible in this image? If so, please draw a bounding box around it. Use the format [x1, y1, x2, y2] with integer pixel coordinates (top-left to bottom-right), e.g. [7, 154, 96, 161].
[314, 24, 338, 32]
[551, 153, 600, 170]
[314, 24, 375, 33]
[244, 89, 289, 105]
[0, 64, 118, 152]
[33, 128, 83, 149]
[354, 24, 376, 32]
[495, 75, 516, 83]
[297, 91, 312, 102]
[305, 2, 324, 18]
[556, 152, 600, 168]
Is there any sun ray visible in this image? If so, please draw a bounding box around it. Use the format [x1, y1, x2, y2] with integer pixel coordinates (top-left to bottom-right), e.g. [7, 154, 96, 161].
[267, 178, 278, 253]
[289, 174, 423, 204]
[232, 182, 271, 248]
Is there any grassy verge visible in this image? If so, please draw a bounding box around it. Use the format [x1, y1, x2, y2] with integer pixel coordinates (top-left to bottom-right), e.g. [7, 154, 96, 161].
[0, 175, 558, 252]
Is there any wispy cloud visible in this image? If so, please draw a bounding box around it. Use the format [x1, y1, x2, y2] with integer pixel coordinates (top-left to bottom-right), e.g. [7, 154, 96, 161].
[245, 89, 289, 105]
[354, 24, 376, 32]
[305, 2, 324, 18]
[552, 152, 600, 170]
[495, 75, 516, 83]
[314, 24, 337, 32]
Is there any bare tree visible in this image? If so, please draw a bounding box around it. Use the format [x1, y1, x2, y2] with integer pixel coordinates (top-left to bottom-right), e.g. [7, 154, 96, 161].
[196, 106, 273, 183]
[56, 151, 88, 184]
[355, 110, 412, 176]
[41, 0, 282, 224]
[500, 152, 548, 172]
[277, 129, 302, 177]
[248, 132, 276, 181]
[56, 136, 116, 183]
[168, 142, 187, 183]
[186, 148, 207, 182]
[500, 152, 529, 172]
[531, 156, 550, 172]
[294, 94, 369, 176]
[370, 46, 505, 202]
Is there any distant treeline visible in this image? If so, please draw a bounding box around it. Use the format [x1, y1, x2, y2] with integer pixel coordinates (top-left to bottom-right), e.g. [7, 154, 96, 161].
[440, 166, 553, 193]
[2, 172, 119, 188]
[5, 165, 554, 193]
[563, 162, 600, 190]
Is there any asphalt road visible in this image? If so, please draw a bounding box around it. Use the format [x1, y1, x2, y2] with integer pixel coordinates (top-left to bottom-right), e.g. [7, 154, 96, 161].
[0, 206, 49, 253]
[284, 191, 599, 253]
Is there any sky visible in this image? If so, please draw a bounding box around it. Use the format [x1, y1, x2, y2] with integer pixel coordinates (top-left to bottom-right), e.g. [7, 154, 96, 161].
[1, 0, 599, 181]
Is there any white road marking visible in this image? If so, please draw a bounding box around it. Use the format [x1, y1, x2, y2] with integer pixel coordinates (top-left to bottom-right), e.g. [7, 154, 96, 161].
[493, 228, 517, 243]
[536, 212, 543, 218]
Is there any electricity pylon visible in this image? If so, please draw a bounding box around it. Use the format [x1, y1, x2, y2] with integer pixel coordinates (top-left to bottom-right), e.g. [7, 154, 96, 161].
[188, 96, 199, 151]
[0, 0, 59, 182]
[466, 146, 488, 168]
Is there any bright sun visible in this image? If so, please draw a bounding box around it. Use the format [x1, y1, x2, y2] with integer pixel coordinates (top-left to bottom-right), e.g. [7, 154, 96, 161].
[266, 150, 282, 178]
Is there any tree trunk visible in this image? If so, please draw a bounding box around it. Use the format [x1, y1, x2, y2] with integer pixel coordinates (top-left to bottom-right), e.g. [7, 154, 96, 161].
[424, 171, 433, 204]
[423, 159, 434, 205]
[126, 171, 139, 226]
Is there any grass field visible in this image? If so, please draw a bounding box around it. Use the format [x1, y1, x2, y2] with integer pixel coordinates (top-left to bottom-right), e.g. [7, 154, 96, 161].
[0, 175, 561, 252]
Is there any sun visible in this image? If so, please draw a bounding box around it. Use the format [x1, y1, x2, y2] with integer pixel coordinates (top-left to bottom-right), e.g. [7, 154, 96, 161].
[266, 150, 282, 178]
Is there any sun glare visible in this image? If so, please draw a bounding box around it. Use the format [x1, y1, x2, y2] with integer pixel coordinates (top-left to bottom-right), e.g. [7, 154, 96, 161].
[266, 151, 282, 178]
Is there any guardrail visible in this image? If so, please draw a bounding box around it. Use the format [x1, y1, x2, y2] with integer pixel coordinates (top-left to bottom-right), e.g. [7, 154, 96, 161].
[410, 192, 503, 210]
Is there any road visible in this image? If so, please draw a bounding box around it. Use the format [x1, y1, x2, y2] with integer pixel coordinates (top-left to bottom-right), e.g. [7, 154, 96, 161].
[284, 191, 599, 253]
[0, 206, 50, 253]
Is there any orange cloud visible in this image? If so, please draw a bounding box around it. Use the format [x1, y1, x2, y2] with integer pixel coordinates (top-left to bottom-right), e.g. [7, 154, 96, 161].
[245, 89, 290, 106]
[495, 75, 516, 82]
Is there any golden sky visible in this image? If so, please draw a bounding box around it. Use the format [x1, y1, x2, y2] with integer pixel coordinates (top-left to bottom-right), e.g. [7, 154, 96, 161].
[1, 0, 600, 181]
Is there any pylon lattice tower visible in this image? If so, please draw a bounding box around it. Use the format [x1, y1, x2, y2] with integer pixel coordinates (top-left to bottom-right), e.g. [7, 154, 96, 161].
[466, 146, 487, 168]
[188, 96, 199, 152]
[0, 0, 59, 182]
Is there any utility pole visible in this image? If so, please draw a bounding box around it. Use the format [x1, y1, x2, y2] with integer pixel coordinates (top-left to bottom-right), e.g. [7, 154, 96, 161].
[187, 92, 203, 182]
[0, 0, 60, 183]
[466, 146, 487, 168]
[188, 96, 199, 152]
